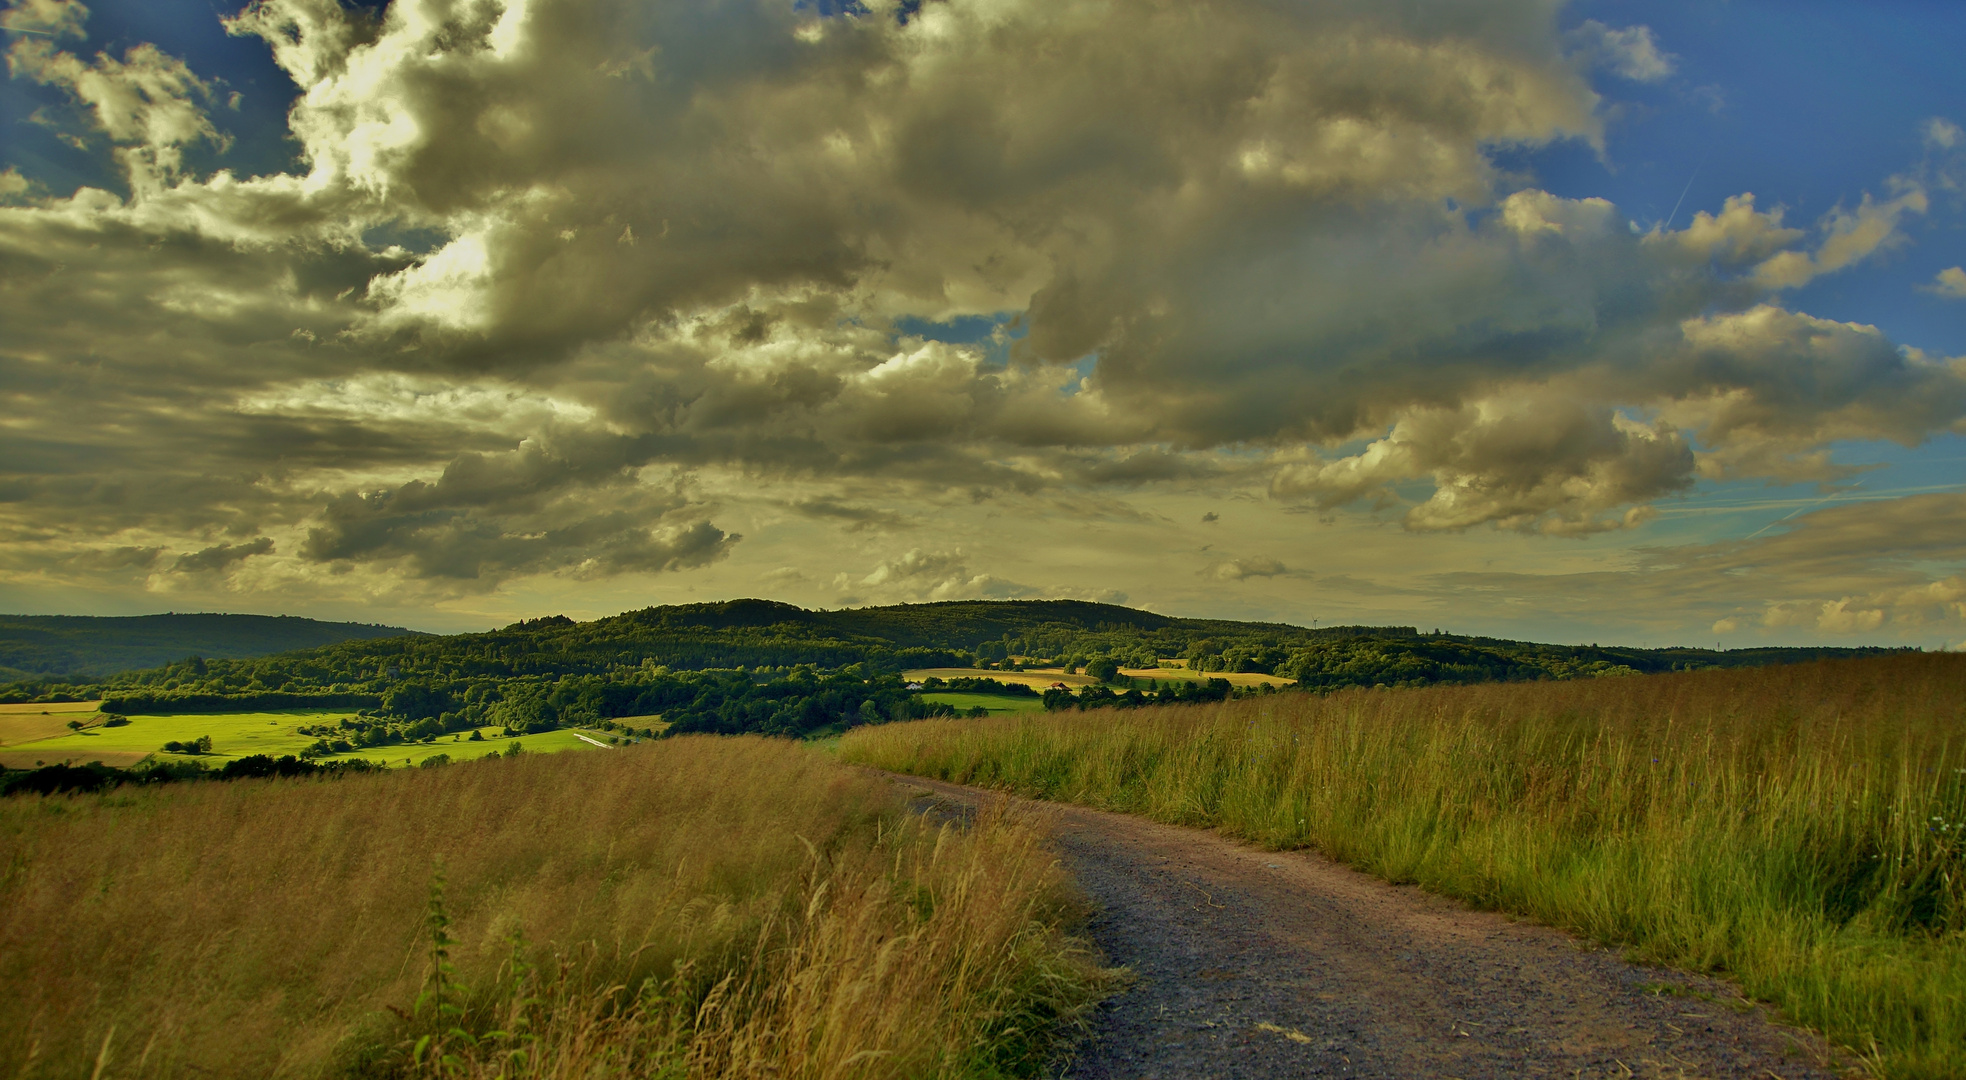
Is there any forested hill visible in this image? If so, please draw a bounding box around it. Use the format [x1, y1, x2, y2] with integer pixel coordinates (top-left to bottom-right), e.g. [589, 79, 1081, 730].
[0, 613, 423, 680]
[0, 598, 1905, 710]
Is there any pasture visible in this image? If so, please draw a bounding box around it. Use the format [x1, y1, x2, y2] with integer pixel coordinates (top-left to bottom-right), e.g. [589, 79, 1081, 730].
[0, 709, 601, 770]
[919, 691, 1047, 715]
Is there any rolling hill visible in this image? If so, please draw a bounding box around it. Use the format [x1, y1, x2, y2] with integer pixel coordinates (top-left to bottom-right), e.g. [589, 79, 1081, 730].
[0, 613, 425, 680]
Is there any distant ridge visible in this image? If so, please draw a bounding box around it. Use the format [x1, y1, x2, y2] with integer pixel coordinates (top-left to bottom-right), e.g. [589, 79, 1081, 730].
[0, 613, 426, 680]
[1, 598, 1908, 708]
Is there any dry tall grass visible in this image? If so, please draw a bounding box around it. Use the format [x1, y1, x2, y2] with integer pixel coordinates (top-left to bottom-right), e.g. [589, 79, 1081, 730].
[0, 737, 1109, 1078]
[842, 654, 1966, 1080]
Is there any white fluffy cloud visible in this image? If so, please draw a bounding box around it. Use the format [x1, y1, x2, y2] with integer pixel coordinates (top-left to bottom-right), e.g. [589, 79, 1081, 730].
[1565, 20, 1675, 82]
[1926, 267, 1966, 300]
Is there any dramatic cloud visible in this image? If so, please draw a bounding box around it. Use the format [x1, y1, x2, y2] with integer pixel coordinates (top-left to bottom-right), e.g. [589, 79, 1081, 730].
[0, 0, 1959, 641]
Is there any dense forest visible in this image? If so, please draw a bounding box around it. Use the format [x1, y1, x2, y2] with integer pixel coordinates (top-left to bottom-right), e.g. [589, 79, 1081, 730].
[0, 613, 421, 680]
[0, 599, 1907, 746]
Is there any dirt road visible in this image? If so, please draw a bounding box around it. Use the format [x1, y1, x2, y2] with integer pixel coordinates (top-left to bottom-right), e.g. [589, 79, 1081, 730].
[889, 774, 1850, 1080]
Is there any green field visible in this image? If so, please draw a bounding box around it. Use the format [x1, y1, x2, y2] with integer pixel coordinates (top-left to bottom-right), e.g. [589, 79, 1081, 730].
[920, 691, 1047, 715]
[3, 710, 604, 769]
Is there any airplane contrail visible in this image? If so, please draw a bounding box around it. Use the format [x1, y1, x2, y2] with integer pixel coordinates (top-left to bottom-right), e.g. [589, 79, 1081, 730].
[1662, 155, 1707, 232]
[1740, 480, 1864, 541]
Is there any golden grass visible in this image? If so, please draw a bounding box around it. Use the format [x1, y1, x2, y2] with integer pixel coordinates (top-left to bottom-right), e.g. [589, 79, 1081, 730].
[843, 654, 1966, 1080]
[0, 701, 102, 714]
[0, 702, 104, 746]
[0, 748, 150, 769]
[0, 737, 1110, 1078]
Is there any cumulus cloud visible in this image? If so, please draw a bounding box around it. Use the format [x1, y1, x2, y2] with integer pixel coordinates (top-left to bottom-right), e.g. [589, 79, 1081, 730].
[1271, 391, 1694, 535]
[834, 549, 1035, 604]
[8, 25, 228, 183]
[1658, 307, 1966, 481]
[1204, 556, 1289, 581]
[1, 0, 87, 39]
[0, 0, 1959, 621]
[1565, 20, 1675, 82]
[1749, 189, 1928, 290]
[1924, 267, 1966, 299]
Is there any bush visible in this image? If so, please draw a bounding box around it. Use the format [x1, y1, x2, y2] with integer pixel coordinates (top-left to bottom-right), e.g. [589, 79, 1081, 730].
[3, 763, 119, 797]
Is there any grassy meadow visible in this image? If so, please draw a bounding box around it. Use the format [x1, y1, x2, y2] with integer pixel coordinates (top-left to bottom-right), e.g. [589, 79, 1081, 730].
[843, 654, 1966, 1079]
[0, 710, 602, 771]
[918, 692, 1047, 716]
[0, 736, 1110, 1079]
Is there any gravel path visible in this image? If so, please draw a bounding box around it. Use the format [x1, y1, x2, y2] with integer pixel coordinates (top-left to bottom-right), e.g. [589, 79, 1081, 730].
[888, 774, 1854, 1080]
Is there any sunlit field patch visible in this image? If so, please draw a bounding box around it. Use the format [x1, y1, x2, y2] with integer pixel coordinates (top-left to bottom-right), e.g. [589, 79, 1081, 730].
[905, 667, 1094, 690]
[1, 711, 602, 770]
[844, 653, 1966, 1080]
[1115, 663, 1295, 688]
[918, 691, 1047, 715]
[0, 701, 104, 749]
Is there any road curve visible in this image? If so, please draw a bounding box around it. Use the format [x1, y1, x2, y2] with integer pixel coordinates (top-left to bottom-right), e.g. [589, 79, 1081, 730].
[885, 773, 1852, 1080]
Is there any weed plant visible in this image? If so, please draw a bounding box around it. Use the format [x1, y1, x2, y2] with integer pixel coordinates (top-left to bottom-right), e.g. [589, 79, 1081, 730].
[0, 737, 1110, 1078]
[842, 653, 1966, 1079]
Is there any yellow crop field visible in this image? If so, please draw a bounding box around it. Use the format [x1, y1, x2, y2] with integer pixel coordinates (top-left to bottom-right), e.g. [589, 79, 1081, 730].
[1117, 665, 1295, 688]
[0, 700, 104, 748]
[906, 665, 1293, 693]
[905, 667, 1096, 690]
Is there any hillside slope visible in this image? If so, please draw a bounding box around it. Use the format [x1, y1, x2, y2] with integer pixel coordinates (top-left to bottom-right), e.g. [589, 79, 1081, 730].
[0, 613, 423, 680]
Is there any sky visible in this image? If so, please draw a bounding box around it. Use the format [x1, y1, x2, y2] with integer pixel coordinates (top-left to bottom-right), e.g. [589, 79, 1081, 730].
[0, 0, 1962, 646]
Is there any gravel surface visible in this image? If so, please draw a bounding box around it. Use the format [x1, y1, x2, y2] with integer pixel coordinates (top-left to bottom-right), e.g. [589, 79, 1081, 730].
[889, 774, 1855, 1080]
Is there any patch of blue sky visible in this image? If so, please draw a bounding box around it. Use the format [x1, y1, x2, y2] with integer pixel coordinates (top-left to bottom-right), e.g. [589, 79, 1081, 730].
[360, 222, 453, 257]
[1057, 353, 1098, 394]
[892, 311, 1025, 369]
[1643, 433, 1966, 548]
[1, 0, 304, 197]
[794, 0, 926, 24]
[1515, 1, 1966, 355]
